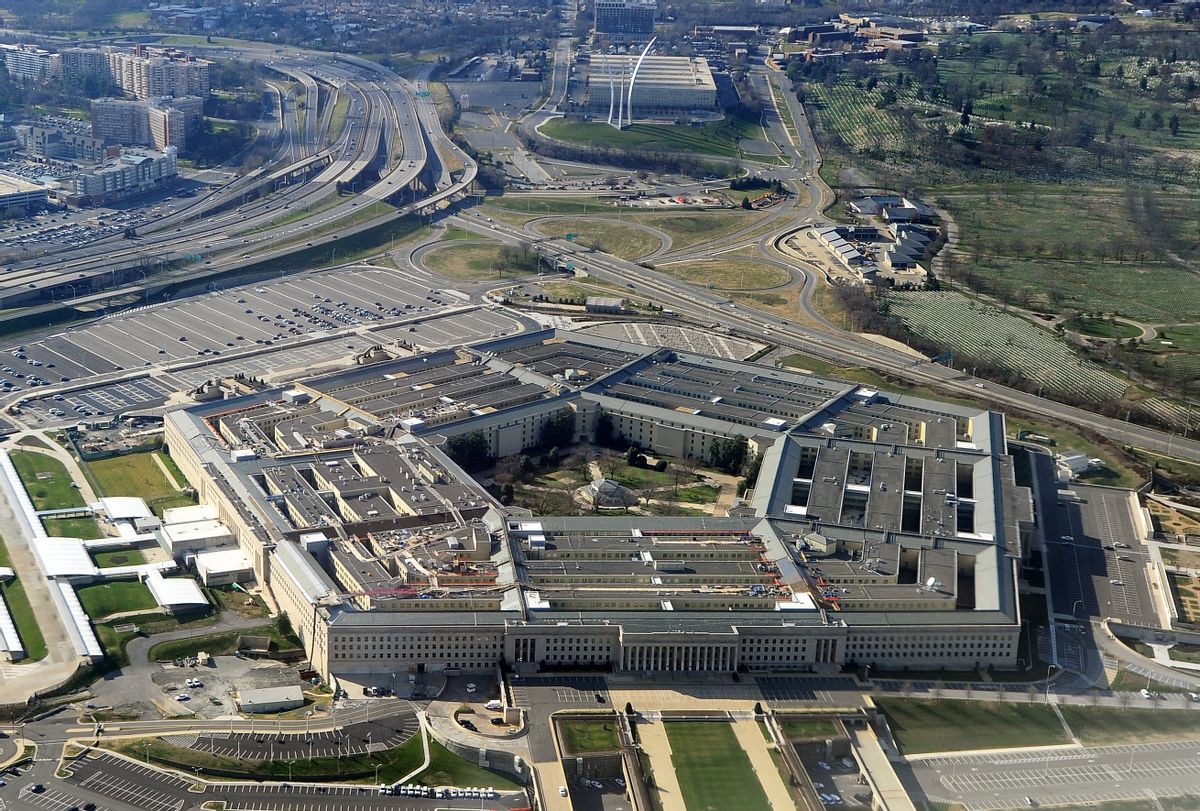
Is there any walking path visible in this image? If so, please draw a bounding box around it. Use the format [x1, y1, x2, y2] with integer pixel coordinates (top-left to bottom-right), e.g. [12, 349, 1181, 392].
[731, 718, 796, 811]
[636, 718, 687, 811]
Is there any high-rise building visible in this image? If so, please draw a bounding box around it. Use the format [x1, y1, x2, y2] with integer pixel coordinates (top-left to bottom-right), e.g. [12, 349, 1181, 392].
[92, 95, 203, 150]
[0, 44, 61, 83]
[62, 46, 211, 100]
[594, 0, 656, 37]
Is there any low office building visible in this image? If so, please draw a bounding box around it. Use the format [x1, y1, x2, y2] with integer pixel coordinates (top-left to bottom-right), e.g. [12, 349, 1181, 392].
[584, 55, 716, 121]
[163, 330, 1035, 685]
[0, 172, 49, 214]
[15, 125, 107, 164]
[67, 147, 177, 205]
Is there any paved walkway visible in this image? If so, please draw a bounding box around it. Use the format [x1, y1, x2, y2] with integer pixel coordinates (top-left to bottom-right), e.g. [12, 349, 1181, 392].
[731, 719, 795, 811]
[1149, 642, 1200, 673]
[636, 717, 687, 811]
[7, 433, 99, 504]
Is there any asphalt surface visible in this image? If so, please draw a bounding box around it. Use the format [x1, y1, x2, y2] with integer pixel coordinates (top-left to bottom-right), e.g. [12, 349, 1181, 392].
[903, 739, 1200, 811]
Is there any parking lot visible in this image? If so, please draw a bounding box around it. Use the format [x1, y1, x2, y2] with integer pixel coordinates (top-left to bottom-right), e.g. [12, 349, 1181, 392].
[757, 676, 863, 705]
[12, 270, 531, 427]
[1045, 484, 1157, 626]
[177, 710, 420, 760]
[905, 739, 1200, 811]
[56, 749, 529, 811]
[511, 675, 609, 708]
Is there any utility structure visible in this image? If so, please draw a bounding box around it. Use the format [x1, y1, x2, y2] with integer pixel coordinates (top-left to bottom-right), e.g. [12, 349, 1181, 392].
[604, 37, 656, 129]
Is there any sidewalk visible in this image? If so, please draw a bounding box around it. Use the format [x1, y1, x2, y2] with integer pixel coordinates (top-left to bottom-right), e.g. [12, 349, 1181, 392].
[636, 718, 686, 811]
[731, 719, 794, 811]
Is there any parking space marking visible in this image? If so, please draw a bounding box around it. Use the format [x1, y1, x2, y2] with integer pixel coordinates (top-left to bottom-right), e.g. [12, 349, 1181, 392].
[79, 769, 185, 811]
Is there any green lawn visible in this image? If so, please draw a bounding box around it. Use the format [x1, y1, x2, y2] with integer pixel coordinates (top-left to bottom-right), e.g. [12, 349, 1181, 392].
[42, 517, 104, 539]
[91, 548, 147, 568]
[658, 257, 788, 291]
[779, 716, 839, 740]
[676, 484, 719, 504]
[1065, 316, 1142, 340]
[8, 450, 85, 510]
[541, 115, 770, 161]
[1061, 706, 1200, 745]
[875, 698, 1069, 755]
[148, 621, 298, 661]
[558, 717, 621, 755]
[424, 242, 539, 281]
[76, 581, 158, 619]
[112, 733, 519, 788]
[664, 722, 771, 811]
[0, 536, 47, 662]
[417, 740, 522, 790]
[638, 210, 768, 253]
[532, 218, 662, 260]
[86, 452, 193, 516]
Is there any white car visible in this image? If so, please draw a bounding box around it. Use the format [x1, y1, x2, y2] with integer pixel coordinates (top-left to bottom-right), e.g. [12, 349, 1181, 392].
[175, 693, 190, 701]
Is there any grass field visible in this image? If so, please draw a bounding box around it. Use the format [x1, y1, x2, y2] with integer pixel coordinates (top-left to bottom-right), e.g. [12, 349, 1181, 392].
[328, 92, 351, 143]
[91, 548, 147, 568]
[86, 452, 194, 517]
[540, 115, 768, 161]
[658, 257, 788, 291]
[779, 716, 840, 740]
[76, 581, 158, 619]
[532, 218, 662, 260]
[113, 732, 518, 788]
[942, 187, 1200, 324]
[423, 243, 538, 281]
[42, 517, 104, 539]
[9, 450, 85, 510]
[0, 536, 47, 662]
[1061, 706, 1200, 745]
[875, 698, 1068, 754]
[663, 722, 772, 811]
[888, 291, 1129, 401]
[638, 210, 768, 252]
[1065, 316, 1142, 340]
[148, 621, 298, 661]
[557, 717, 621, 755]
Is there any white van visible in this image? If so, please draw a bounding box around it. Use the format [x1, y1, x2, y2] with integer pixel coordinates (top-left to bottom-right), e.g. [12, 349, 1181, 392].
[484, 699, 503, 711]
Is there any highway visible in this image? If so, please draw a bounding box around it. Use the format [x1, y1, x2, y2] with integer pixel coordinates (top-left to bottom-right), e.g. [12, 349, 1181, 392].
[0, 48, 475, 316]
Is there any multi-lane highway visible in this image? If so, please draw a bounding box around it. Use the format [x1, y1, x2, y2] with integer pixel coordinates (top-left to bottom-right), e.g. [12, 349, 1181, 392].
[0, 48, 475, 317]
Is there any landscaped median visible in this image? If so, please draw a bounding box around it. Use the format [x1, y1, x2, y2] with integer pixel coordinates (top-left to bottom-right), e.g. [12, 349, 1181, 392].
[103, 729, 522, 789]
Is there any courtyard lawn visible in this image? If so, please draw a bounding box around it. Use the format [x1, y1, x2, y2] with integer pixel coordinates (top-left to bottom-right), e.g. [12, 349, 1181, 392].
[76, 581, 158, 619]
[664, 722, 772, 811]
[86, 451, 194, 516]
[875, 698, 1068, 755]
[0, 536, 47, 661]
[8, 450, 85, 510]
[91, 548, 147, 568]
[558, 717, 621, 755]
[42, 516, 104, 539]
[1061, 706, 1200, 745]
